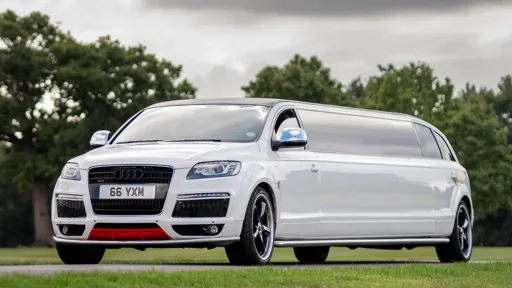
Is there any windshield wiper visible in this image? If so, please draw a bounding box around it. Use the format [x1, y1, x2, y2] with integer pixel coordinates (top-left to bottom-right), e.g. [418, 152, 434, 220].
[165, 139, 223, 142]
[116, 139, 163, 144]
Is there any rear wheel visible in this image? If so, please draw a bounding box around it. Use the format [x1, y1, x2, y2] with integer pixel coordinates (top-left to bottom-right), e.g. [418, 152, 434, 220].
[293, 246, 330, 264]
[225, 186, 275, 265]
[56, 243, 105, 264]
[435, 201, 472, 263]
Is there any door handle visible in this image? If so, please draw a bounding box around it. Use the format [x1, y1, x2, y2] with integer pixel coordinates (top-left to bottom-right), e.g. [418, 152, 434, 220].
[310, 164, 319, 173]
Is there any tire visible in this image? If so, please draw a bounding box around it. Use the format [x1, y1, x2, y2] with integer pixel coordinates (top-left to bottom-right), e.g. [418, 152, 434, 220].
[56, 243, 105, 264]
[293, 246, 330, 264]
[225, 186, 275, 265]
[435, 201, 472, 263]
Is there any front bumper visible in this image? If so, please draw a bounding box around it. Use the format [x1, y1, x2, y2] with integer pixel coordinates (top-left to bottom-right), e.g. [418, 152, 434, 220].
[53, 236, 240, 247]
[51, 167, 249, 245]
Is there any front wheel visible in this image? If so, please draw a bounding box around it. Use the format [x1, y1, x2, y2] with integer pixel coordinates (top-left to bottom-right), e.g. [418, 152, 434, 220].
[435, 201, 472, 263]
[225, 186, 275, 265]
[56, 243, 105, 264]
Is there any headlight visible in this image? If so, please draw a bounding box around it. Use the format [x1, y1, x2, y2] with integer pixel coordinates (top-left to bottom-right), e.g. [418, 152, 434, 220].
[60, 163, 81, 181]
[187, 161, 241, 180]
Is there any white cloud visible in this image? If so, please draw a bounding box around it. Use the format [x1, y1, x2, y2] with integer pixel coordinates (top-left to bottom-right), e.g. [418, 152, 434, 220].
[1, 0, 511, 99]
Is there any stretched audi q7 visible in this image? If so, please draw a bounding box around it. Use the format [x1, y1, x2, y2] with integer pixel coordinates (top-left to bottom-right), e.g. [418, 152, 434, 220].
[52, 98, 474, 265]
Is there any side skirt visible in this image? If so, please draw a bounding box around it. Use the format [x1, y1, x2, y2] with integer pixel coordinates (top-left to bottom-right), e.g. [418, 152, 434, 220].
[274, 237, 449, 247]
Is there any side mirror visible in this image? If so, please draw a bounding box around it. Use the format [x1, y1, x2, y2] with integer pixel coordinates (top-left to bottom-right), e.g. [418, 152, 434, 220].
[272, 127, 308, 151]
[90, 130, 111, 148]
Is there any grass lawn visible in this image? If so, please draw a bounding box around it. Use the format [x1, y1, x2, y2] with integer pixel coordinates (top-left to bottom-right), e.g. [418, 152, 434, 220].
[0, 263, 511, 288]
[0, 246, 511, 265]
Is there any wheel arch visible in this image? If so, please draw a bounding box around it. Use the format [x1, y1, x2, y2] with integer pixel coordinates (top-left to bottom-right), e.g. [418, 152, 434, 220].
[255, 181, 278, 219]
[460, 195, 474, 224]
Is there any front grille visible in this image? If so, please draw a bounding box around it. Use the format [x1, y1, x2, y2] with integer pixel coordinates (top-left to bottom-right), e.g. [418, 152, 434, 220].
[88, 165, 172, 215]
[172, 199, 230, 218]
[57, 199, 87, 218]
[91, 199, 165, 215]
[89, 166, 173, 184]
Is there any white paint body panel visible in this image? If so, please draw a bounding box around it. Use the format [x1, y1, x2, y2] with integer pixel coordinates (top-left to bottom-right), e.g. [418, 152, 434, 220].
[51, 101, 473, 247]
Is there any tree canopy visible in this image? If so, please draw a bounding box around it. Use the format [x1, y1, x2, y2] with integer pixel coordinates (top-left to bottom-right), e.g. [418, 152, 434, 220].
[242, 54, 354, 106]
[0, 10, 196, 245]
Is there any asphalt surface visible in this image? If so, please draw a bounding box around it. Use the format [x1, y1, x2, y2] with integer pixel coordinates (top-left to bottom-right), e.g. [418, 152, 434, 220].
[0, 261, 493, 275]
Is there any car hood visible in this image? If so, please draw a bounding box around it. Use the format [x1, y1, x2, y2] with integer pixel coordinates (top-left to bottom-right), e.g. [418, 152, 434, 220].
[69, 142, 260, 170]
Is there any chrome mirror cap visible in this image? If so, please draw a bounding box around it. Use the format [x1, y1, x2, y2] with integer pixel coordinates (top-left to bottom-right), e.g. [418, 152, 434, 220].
[90, 130, 111, 148]
[273, 127, 308, 150]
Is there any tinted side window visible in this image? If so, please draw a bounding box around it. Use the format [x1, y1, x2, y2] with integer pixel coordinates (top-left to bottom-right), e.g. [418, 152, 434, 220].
[433, 132, 456, 161]
[413, 123, 442, 159]
[297, 109, 422, 157]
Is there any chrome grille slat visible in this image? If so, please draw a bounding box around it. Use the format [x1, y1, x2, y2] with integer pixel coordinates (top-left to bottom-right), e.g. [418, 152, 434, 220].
[89, 166, 173, 185]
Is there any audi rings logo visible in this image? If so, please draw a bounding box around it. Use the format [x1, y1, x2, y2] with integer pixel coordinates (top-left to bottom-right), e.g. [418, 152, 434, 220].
[114, 168, 144, 180]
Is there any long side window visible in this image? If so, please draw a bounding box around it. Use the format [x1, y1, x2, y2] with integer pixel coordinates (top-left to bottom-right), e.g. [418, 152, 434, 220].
[433, 132, 456, 161]
[413, 123, 442, 159]
[297, 109, 422, 157]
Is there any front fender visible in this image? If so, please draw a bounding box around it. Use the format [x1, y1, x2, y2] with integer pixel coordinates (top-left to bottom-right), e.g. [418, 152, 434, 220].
[233, 162, 279, 222]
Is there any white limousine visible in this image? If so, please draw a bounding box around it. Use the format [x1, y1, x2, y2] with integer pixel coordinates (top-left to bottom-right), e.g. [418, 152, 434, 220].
[52, 98, 473, 265]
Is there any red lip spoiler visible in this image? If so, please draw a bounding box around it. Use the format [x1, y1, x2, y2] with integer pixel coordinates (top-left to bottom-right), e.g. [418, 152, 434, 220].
[88, 227, 171, 241]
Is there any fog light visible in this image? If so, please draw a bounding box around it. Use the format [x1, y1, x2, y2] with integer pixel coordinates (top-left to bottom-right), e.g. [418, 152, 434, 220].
[62, 225, 69, 235]
[206, 225, 219, 235]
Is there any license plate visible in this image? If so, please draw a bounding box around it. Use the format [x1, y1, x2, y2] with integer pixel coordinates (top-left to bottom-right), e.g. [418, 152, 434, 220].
[99, 185, 156, 199]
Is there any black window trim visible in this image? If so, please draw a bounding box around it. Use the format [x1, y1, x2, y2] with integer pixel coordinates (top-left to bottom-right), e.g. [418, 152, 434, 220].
[108, 108, 145, 145]
[412, 122, 443, 160]
[432, 130, 457, 162]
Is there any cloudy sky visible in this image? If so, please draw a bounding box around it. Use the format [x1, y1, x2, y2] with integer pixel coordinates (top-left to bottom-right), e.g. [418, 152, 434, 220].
[1, 0, 512, 98]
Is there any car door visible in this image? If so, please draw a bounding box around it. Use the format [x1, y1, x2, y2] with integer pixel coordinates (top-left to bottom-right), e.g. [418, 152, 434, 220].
[268, 108, 321, 239]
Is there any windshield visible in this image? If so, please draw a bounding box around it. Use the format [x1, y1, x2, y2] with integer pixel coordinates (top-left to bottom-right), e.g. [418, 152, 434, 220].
[111, 104, 270, 144]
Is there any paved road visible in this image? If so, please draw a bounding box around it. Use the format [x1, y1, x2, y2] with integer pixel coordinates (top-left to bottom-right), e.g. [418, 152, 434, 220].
[0, 261, 494, 275]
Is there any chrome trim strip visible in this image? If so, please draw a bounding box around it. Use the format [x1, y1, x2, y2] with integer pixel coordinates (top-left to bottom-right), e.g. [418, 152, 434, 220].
[177, 197, 230, 200]
[274, 238, 450, 247]
[56, 194, 83, 200]
[177, 193, 230, 200]
[53, 236, 239, 246]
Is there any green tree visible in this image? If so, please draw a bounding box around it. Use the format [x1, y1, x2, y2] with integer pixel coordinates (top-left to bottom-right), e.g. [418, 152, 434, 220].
[242, 54, 354, 106]
[490, 76, 512, 144]
[442, 92, 512, 218]
[0, 10, 196, 245]
[345, 77, 366, 106]
[363, 63, 454, 126]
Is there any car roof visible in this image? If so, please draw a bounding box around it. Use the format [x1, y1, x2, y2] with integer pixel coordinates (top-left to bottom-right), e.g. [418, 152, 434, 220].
[148, 98, 286, 108]
[147, 97, 430, 128]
